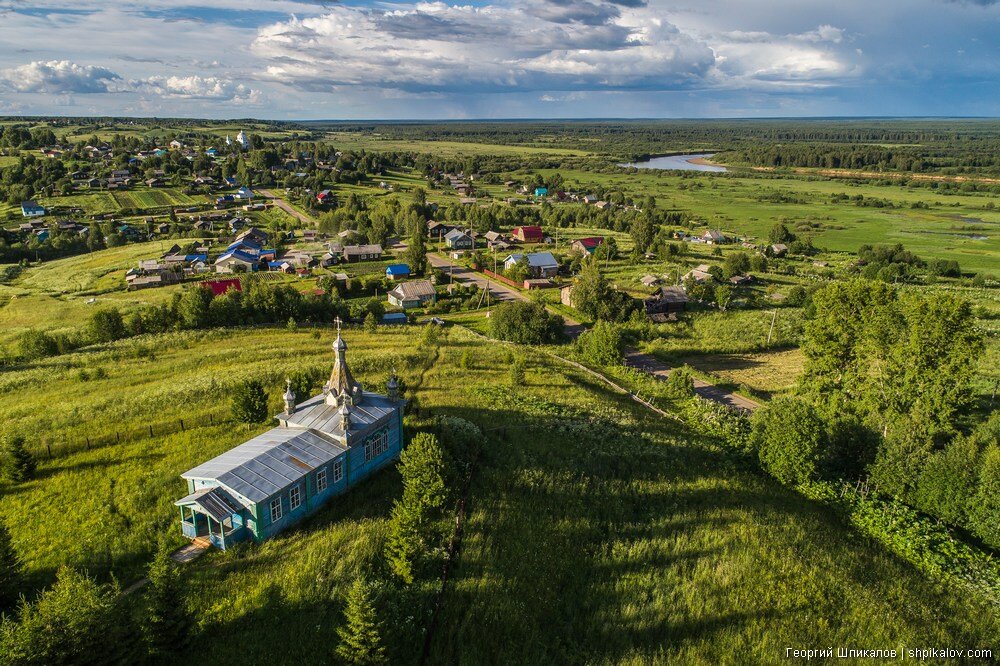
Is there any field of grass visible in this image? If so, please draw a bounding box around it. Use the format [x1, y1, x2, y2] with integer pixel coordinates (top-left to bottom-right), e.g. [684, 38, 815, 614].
[531, 167, 1000, 274]
[0, 324, 995, 663]
[326, 131, 593, 158]
[36, 187, 209, 214]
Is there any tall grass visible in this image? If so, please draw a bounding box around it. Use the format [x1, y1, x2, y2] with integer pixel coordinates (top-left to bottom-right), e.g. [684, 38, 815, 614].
[0, 325, 995, 664]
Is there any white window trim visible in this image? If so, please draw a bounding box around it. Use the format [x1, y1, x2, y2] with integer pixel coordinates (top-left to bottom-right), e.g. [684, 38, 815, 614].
[333, 459, 344, 483]
[270, 497, 282, 522]
[289, 485, 301, 511]
[316, 468, 328, 492]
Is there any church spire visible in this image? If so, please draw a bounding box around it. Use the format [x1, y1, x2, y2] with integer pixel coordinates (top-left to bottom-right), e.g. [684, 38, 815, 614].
[325, 317, 362, 405]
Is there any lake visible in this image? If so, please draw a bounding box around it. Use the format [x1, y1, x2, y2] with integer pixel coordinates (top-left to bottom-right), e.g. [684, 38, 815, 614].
[620, 153, 727, 172]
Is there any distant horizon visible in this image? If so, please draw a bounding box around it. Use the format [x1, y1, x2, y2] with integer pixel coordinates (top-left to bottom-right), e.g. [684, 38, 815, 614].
[0, 1, 996, 119]
[5, 115, 1000, 124]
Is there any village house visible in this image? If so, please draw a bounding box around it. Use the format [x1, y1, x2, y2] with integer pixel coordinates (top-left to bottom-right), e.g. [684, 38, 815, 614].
[343, 244, 383, 263]
[571, 237, 605, 255]
[770, 244, 788, 257]
[645, 286, 689, 322]
[702, 229, 729, 244]
[175, 328, 405, 550]
[387, 280, 437, 309]
[504, 251, 559, 278]
[20, 201, 45, 218]
[215, 242, 260, 273]
[444, 229, 474, 250]
[511, 225, 545, 243]
[427, 221, 454, 239]
[385, 264, 411, 281]
[683, 264, 714, 283]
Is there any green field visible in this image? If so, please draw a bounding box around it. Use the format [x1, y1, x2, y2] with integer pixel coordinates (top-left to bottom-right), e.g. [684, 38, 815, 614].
[0, 324, 995, 662]
[35, 187, 210, 214]
[326, 131, 594, 157]
[529, 167, 1000, 275]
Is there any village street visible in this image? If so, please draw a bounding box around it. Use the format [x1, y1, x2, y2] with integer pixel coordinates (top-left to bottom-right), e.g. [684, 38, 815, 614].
[427, 253, 757, 411]
[258, 189, 316, 226]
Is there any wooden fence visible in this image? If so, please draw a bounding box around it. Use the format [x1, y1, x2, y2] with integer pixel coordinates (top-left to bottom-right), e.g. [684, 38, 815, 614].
[36, 409, 232, 460]
[480, 269, 523, 290]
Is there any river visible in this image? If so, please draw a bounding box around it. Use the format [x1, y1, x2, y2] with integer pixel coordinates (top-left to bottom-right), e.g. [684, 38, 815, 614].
[620, 153, 727, 172]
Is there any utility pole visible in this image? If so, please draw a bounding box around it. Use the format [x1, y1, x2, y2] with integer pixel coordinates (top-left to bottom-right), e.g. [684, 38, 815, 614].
[766, 309, 777, 345]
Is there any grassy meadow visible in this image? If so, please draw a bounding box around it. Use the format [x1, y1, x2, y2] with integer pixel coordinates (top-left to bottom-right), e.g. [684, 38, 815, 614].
[0, 323, 996, 663]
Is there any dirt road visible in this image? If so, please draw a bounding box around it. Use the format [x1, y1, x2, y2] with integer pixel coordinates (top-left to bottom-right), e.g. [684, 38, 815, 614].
[624, 349, 760, 412]
[258, 190, 316, 225]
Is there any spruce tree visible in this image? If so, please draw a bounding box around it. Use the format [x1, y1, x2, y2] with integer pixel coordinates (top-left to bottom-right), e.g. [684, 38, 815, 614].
[385, 433, 449, 582]
[0, 519, 23, 613]
[336, 577, 387, 665]
[1, 435, 36, 483]
[406, 214, 428, 276]
[145, 540, 189, 658]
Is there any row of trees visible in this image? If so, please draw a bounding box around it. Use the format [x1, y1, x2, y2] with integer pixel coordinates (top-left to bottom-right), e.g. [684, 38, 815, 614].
[10, 281, 357, 362]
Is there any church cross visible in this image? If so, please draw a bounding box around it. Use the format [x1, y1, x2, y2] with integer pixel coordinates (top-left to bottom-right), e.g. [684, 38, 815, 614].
[334, 316, 342, 334]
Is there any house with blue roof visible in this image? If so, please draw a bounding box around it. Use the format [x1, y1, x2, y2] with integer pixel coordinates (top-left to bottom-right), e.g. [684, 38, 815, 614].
[236, 187, 254, 200]
[504, 251, 559, 278]
[175, 328, 405, 549]
[385, 264, 411, 280]
[206, 147, 218, 157]
[20, 201, 45, 218]
[534, 187, 548, 197]
[214, 249, 259, 273]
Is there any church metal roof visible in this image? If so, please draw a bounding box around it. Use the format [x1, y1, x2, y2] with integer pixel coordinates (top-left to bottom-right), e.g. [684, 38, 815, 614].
[174, 486, 244, 522]
[279, 392, 398, 437]
[181, 427, 347, 504]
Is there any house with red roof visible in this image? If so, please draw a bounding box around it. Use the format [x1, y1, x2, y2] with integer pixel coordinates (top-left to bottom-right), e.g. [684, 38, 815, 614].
[202, 278, 242, 296]
[571, 237, 605, 254]
[512, 225, 544, 243]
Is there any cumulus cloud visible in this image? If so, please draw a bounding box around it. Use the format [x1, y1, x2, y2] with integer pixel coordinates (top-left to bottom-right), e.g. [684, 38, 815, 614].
[0, 59, 121, 93]
[251, 2, 717, 94]
[710, 25, 859, 89]
[137, 75, 260, 101]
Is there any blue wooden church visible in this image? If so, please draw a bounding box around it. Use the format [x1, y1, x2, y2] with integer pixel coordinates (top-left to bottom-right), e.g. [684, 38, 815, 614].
[175, 327, 404, 549]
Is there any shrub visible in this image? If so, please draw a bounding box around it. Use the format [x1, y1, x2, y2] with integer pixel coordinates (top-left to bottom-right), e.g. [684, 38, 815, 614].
[14, 329, 58, 361]
[913, 436, 981, 527]
[488, 301, 563, 344]
[87, 308, 126, 344]
[969, 444, 1000, 548]
[575, 320, 623, 366]
[752, 397, 827, 486]
[231, 379, 269, 424]
[0, 566, 133, 665]
[509, 356, 526, 387]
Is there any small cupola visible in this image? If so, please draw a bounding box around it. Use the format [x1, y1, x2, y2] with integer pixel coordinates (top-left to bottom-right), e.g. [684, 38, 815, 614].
[387, 370, 400, 402]
[283, 378, 296, 414]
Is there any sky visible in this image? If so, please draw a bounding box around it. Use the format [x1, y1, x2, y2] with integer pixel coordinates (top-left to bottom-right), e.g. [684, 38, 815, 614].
[0, 0, 997, 119]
